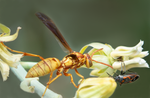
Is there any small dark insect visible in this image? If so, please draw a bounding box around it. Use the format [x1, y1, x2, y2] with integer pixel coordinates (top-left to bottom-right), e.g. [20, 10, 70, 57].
[107, 62, 139, 86]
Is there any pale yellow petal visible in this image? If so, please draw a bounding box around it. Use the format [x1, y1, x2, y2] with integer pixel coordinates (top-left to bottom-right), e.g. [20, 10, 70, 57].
[0, 23, 10, 36]
[75, 77, 117, 98]
[0, 43, 23, 68]
[0, 27, 21, 42]
[0, 60, 10, 81]
[20, 78, 39, 93]
[113, 57, 149, 70]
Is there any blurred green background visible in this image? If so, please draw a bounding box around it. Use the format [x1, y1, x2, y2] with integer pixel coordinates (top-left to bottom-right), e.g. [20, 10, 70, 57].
[0, 0, 149, 98]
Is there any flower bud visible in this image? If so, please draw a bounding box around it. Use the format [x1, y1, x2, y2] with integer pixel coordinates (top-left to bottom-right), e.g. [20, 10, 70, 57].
[75, 77, 117, 98]
[20, 78, 39, 93]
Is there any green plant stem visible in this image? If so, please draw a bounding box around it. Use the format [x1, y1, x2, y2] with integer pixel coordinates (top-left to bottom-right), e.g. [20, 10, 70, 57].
[20, 61, 37, 70]
[11, 63, 62, 98]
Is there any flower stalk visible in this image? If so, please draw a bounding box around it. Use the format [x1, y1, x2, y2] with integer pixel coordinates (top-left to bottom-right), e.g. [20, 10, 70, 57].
[11, 63, 62, 98]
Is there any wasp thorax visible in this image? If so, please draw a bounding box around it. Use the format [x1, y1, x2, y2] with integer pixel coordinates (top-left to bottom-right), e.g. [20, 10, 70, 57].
[61, 54, 79, 69]
[61, 52, 86, 69]
[84, 54, 92, 68]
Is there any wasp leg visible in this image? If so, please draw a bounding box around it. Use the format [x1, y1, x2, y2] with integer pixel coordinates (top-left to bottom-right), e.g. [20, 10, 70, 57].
[45, 72, 53, 86]
[74, 69, 84, 88]
[63, 69, 78, 88]
[41, 71, 62, 98]
[1, 42, 44, 60]
[49, 72, 53, 80]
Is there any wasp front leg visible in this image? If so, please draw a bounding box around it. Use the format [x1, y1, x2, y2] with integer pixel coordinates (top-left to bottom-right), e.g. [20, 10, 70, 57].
[74, 69, 84, 87]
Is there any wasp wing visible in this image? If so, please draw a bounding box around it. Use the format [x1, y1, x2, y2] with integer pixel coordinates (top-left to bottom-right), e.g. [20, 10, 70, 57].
[36, 12, 73, 54]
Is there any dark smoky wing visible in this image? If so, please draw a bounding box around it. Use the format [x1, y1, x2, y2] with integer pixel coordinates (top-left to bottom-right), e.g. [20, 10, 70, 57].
[36, 12, 73, 54]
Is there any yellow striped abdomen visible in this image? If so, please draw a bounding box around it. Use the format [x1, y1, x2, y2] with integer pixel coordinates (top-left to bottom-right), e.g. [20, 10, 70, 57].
[26, 58, 61, 78]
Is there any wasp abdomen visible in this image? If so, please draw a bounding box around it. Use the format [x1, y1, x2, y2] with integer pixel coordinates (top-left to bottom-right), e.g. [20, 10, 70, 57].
[26, 58, 61, 78]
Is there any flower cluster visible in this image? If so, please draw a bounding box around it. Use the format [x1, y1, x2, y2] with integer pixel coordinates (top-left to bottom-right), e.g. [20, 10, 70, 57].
[0, 23, 23, 81]
[75, 41, 149, 98]
[111, 40, 149, 70]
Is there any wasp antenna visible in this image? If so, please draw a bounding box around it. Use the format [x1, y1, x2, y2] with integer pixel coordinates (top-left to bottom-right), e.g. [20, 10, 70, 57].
[92, 59, 113, 69]
[90, 48, 103, 58]
[90, 48, 113, 69]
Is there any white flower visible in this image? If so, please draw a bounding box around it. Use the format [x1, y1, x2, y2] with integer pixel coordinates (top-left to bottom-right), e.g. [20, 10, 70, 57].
[0, 23, 21, 42]
[75, 77, 117, 98]
[80, 40, 149, 77]
[20, 78, 39, 93]
[80, 43, 115, 77]
[0, 60, 10, 81]
[0, 23, 23, 81]
[111, 40, 149, 70]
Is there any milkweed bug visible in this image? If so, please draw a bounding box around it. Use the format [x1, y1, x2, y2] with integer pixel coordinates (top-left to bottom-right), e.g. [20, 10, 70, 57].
[107, 62, 139, 86]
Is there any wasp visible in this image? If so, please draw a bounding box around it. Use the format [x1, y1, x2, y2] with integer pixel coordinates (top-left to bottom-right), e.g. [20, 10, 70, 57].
[1, 12, 113, 98]
[107, 60, 139, 86]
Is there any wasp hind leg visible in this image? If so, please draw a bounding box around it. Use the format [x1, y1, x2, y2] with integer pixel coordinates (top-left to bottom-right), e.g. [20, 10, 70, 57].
[41, 71, 62, 98]
[1, 42, 45, 60]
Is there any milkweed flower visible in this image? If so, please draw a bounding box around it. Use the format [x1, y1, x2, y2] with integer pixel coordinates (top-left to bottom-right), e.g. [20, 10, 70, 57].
[75, 77, 117, 98]
[80, 41, 149, 77]
[0, 23, 23, 81]
[78, 41, 149, 98]
[80, 43, 116, 77]
[111, 40, 149, 70]
[0, 23, 20, 42]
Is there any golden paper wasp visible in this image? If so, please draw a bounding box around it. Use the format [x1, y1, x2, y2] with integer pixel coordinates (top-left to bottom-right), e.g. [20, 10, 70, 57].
[1, 12, 113, 98]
